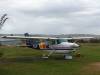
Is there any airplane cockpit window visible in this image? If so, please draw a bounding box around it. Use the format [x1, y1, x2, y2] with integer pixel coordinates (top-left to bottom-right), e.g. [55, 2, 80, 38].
[45, 39, 68, 45]
[46, 39, 68, 45]
[51, 40, 56, 45]
[57, 39, 61, 44]
[56, 39, 68, 44]
[47, 39, 56, 45]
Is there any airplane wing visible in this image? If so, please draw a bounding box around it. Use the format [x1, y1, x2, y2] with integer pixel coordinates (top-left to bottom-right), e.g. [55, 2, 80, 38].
[1, 36, 94, 40]
[1, 36, 59, 39]
[71, 37, 94, 39]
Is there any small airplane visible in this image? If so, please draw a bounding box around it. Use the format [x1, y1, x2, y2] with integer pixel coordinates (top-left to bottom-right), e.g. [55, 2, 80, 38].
[1, 35, 94, 59]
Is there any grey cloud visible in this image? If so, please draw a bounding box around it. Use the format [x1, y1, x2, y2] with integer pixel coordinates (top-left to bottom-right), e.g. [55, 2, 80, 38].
[0, 0, 100, 34]
[20, 0, 85, 17]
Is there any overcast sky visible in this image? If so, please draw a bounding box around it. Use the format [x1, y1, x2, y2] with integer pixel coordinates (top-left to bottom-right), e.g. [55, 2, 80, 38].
[0, 0, 100, 34]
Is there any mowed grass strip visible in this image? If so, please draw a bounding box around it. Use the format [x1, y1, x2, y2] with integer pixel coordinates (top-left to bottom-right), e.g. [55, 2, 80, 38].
[0, 43, 100, 75]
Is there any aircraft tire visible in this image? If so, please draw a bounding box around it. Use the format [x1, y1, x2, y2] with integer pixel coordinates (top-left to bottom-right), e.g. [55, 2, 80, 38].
[33, 44, 40, 49]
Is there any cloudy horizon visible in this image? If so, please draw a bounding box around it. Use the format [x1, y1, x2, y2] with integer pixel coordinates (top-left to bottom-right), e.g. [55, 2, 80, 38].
[0, 0, 100, 35]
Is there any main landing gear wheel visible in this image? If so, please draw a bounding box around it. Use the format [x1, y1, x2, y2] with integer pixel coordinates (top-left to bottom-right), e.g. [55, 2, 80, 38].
[41, 54, 48, 59]
[64, 55, 72, 59]
[33, 44, 40, 49]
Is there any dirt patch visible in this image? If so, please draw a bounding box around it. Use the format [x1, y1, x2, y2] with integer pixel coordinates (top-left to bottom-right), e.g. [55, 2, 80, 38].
[80, 62, 100, 75]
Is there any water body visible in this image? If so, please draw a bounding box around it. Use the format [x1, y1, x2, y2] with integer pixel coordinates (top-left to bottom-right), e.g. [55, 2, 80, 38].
[0, 38, 22, 46]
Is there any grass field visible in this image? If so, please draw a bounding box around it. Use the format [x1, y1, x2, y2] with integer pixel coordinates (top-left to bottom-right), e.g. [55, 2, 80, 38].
[0, 43, 100, 75]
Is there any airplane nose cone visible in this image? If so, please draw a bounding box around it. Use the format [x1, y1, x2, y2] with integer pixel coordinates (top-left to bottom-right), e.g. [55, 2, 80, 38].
[72, 43, 80, 48]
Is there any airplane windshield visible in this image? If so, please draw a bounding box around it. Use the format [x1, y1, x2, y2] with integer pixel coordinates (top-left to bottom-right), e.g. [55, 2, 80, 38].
[45, 39, 68, 45]
[56, 39, 68, 44]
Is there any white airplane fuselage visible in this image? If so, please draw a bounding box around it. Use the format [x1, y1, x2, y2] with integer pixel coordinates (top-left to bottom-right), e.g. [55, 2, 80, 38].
[44, 42, 79, 53]
[49, 42, 79, 50]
